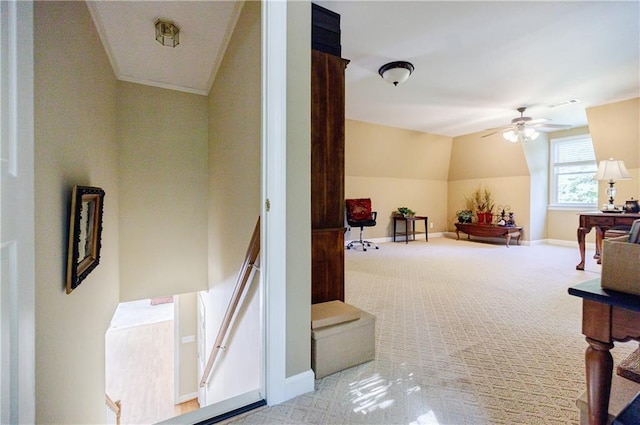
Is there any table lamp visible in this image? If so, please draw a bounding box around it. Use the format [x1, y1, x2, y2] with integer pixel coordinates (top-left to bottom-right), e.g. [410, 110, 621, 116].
[594, 158, 631, 208]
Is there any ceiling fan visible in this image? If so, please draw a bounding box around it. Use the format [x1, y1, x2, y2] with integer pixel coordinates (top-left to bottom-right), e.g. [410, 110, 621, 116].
[482, 107, 571, 142]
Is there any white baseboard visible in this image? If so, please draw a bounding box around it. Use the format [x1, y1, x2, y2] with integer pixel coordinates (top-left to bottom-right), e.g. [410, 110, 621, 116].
[345, 232, 444, 247]
[283, 369, 315, 402]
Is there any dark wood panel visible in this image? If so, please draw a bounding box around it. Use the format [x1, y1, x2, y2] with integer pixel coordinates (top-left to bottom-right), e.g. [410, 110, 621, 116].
[311, 229, 344, 304]
[312, 3, 341, 56]
[311, 50, 347, 230]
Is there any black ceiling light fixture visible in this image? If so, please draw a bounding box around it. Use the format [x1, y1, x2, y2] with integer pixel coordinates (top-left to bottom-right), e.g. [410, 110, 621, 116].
[378, 61, 414, 86]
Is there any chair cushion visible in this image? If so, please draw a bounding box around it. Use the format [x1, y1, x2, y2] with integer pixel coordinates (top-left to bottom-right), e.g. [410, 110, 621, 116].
[346, 198, 373, 221]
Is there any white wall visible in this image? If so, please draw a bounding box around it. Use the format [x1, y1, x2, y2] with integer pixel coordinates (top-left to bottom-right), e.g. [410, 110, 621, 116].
[285, 0, 312, 378]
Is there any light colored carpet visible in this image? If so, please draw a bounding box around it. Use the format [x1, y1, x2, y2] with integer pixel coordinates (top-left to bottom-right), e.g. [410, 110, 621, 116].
[234, 237, 636, 424]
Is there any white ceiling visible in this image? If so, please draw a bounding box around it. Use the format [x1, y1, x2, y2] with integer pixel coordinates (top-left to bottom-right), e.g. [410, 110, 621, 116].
[90, 1, 640, 137]
[87, 1, 243, 95]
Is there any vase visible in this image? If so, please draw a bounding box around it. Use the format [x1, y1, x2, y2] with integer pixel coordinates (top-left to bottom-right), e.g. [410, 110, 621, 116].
[477, 212, 492, 224]
[484, 212, 493, 225]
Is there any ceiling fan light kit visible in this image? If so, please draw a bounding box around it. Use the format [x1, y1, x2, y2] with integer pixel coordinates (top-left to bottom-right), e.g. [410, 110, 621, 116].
[378, 61, 414, 86]
[503, 126, 540, 143]
[483, 106, 569, 143]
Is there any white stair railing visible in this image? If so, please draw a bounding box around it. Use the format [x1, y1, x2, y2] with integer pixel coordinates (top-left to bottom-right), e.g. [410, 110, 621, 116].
[105, 394, 121, 425]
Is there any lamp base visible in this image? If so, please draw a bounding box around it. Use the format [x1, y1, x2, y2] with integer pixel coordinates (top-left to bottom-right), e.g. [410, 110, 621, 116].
[605, 181, 617, 206]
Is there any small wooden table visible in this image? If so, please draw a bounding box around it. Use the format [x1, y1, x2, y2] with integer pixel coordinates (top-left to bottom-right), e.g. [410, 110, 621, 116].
[392, 214, 428, 243]
[576, 212, 640, 270]
[454, 223, 522, 247]
[568, 279, 640, 425]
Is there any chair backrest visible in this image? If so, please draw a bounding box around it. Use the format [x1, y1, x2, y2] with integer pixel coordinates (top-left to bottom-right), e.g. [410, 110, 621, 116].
[345, 198, 373, 221]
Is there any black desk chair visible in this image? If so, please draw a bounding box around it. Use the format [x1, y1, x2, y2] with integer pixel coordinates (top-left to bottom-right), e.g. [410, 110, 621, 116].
[345, 198, 379, 251]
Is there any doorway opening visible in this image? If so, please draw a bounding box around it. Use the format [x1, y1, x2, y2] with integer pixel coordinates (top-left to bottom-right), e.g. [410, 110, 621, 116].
[105, 296, 199, 424]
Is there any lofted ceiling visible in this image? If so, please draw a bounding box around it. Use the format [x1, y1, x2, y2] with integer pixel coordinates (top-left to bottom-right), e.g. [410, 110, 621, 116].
[89, 1, 640, 138]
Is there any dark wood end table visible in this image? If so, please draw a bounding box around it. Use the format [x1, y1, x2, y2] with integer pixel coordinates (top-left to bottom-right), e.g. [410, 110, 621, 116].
[454, 223, 522, 247]
[392, 214, 428, 244]
[576, 212, 640, 270]
[568, 279, 640, 425]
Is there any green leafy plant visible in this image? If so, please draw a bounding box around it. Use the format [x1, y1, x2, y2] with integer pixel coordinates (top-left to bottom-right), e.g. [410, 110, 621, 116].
[397, 207, 415, 217]
[456, 210, 473, 223]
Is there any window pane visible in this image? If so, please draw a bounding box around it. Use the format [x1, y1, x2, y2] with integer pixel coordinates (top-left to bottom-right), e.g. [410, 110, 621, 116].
[557, 174, 598, 203]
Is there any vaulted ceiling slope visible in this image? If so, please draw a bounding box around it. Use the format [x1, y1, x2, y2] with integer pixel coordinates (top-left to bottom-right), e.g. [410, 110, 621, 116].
[90, 1, 639, 138]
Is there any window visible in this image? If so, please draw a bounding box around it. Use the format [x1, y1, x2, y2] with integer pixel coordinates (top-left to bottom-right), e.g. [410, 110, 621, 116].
[549, 135, 598, 208]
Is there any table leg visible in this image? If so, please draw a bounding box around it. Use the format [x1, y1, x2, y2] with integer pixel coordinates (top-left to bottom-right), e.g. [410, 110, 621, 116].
[425, 218, 428, 241]
[585, 337, 614, 425]
[405, 219, 409, 244]
[456, 229, 460, 240]
[595, 226, 604, 264]
[393, 218, 397, 242]
[412, 221, 416, 241]
[505, 233, 511, 247]
[577, 227, 591, 270]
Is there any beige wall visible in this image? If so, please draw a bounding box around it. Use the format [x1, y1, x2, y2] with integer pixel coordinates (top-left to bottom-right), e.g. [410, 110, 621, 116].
[588, 97, 640, 205]
[34, 2, 119, 423]
[286, 1, 312, 377]
[345, 119, 452, 237]
[205, 1, 263, 403]
[546, 99, 640, 243]
[448, 177, 531, 234]
[448, 131, 531, 237]
[118, 82, 209, 301]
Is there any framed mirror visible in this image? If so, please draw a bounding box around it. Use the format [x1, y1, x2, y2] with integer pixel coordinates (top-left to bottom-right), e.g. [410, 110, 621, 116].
[66, 185, 105, 294]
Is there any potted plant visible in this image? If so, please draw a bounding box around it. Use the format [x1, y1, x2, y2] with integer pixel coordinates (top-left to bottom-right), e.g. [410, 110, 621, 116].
[471, 186, 494, 224]
[456, 210, 473, 223]
[397, 207, 416, 218]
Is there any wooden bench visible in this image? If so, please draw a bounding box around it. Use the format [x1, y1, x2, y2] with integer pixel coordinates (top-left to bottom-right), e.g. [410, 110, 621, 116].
[454, 223, 522, 247]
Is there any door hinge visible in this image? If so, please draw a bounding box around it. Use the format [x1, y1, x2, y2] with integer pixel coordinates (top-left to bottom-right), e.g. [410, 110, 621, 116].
[266, 199, 271, 212]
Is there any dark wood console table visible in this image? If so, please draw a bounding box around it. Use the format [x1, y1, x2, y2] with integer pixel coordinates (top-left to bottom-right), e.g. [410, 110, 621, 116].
[454, 223, 522, 247]
[392, 214, 428, 243]
[568, 279, 640, 425]
[576, 212, 640, 270]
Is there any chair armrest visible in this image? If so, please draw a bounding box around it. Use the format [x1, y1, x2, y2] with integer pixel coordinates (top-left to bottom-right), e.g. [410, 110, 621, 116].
[372, 211, 377, 220]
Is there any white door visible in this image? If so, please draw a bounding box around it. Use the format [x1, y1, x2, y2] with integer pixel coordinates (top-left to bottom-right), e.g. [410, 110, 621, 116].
[0, 1, 35, 423]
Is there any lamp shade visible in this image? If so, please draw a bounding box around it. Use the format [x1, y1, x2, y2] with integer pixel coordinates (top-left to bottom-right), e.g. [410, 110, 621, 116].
[378, 61, 414, 86]
[594, 158, 631, 181]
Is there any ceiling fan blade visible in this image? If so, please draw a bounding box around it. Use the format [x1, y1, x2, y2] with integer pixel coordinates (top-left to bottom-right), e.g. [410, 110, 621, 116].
[531, 123, 572, 130]
[528, 118, 549, 125]
[481, 131, 498, 138]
